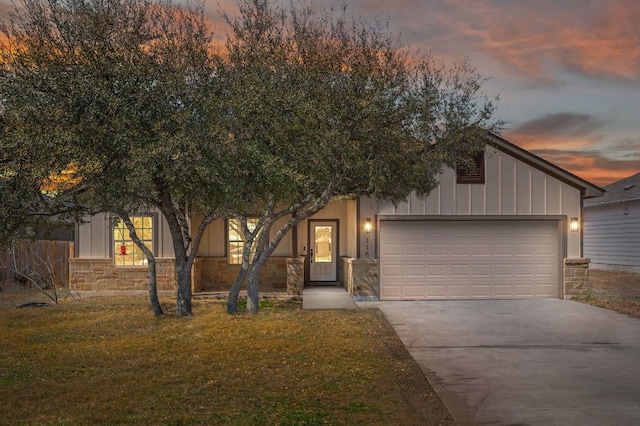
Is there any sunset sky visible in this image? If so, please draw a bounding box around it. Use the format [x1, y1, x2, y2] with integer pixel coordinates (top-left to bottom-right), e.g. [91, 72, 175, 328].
[2, 0, 638, 187]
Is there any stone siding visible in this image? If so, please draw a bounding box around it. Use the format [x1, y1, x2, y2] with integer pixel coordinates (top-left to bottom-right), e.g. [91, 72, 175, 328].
[193, 257, 288, 292]
[69, 258, 176, 291]
[344, 258, 379, 300]
[564, 258, 590, 297]
[286, 258, 304, 296]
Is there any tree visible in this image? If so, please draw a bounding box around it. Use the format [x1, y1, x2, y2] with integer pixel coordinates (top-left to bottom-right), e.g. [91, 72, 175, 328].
[220, 0, 503, 313]
[0, 0, 233, 316]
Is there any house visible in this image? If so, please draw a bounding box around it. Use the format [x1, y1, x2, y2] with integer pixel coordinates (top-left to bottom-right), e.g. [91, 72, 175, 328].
[583, 172, 640, 273]
[69, 133, 604, 299]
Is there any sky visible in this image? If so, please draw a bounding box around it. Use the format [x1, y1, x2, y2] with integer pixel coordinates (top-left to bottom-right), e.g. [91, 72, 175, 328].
[2, 0, 638, 187]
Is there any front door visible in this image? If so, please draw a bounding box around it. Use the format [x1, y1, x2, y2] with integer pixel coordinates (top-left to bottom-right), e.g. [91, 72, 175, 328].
[309, 220, 338, 282]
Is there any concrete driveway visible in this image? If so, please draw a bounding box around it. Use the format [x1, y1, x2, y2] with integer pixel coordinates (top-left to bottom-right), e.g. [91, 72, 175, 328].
[358, 299, 640, 425]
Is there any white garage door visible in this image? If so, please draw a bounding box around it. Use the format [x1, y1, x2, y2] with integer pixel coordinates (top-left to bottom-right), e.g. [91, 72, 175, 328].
[380, 220, 560, 300]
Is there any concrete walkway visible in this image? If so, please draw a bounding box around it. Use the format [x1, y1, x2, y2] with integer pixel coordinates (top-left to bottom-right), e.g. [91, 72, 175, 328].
[358, 299, 640, 425]
[302, 286, 358, 309]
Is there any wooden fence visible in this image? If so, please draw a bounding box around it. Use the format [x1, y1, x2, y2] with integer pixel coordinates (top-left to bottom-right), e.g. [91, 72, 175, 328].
[0, 240, 74, 287]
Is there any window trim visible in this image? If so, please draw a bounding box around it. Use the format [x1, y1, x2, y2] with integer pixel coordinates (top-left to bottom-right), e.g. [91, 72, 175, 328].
[111, 213, 157, 268]
[456, 152, 485, 184]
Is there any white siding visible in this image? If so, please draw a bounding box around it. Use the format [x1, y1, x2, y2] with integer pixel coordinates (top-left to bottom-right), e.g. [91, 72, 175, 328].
[584, 200, 640, 272]
[77, 213, 109, 258]
[379, 146, 583, 258]
[77, 210, 175, 259]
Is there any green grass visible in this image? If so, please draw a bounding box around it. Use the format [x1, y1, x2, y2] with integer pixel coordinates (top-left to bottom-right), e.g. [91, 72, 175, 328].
[0, 296, 452, 425]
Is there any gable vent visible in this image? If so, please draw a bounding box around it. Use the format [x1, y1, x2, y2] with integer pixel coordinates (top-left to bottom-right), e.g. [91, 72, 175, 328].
[456, 152, 485, 184]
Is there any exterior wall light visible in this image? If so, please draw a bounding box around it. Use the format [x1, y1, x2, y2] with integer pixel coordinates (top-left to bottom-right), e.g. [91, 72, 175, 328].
[364, 218, 372, 233]
[570, 217, 579, 232]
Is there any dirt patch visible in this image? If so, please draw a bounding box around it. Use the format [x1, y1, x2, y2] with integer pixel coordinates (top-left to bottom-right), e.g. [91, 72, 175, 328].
[579, 269, 640, 318]
[0, 282, 54, 310]
[588, 269, 640, 297]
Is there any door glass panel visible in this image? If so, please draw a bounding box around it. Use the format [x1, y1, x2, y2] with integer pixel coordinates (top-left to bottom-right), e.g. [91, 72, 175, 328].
[314, 226, 332, 263]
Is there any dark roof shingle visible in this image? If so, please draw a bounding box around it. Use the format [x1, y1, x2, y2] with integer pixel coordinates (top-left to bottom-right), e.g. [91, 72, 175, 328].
[584, 172, 640, 207]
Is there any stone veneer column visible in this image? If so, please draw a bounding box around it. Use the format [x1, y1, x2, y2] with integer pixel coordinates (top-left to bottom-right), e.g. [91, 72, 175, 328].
[564, 258, 590, 298]
[346, 258, 379, 300]
[286, 258, 304, 296]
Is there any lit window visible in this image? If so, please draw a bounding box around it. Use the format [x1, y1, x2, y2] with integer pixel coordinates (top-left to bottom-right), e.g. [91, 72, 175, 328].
[228, 218, 259, 265]
[113, 216, 154, 266]
[457, 152, 485, 184]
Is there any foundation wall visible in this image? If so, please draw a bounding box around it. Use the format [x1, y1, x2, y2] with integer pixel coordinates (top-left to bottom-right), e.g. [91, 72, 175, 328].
[69, 258, 176, 291]
[193, 257, 288, 292]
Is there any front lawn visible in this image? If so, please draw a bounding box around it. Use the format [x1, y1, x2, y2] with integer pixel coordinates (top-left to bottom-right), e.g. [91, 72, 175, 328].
[0, 296, 453, 425]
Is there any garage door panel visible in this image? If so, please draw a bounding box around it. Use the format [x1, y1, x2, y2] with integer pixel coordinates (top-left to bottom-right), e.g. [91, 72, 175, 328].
[495, 244, 514, 255]
[537, 243, 557, 256]
[428, 264, 447, 276]
[429, 244, 447, 255]
[382, 243, 402, 256]
[537, 263, 556, 275]
[473, 244, 492, 256]
[380, 220, 560, 300]
[472, 265, 491, 276]
[405, 264, 425, 277]
[494, 264, 514, 275]
[405, 244, 426, 256]
[450, 264, 470, 276]
[451, 244, 470, 255]
[380, 264, 402, 278]
[472, 285, 491, 297]
[404, 286, 424, 298]
[516, 244, 536, 255]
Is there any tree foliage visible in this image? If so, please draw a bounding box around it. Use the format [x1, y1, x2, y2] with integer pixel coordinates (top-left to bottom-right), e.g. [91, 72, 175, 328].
[1, 0, 503, 316]
[220, 0, 503, 313]
[0, 0, 233, 316]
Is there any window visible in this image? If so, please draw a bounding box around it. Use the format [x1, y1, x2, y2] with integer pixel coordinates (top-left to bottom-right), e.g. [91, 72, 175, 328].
[457, 152, 485, 184]
[228, 218, 260, 264]
[113, 216, 154, 266]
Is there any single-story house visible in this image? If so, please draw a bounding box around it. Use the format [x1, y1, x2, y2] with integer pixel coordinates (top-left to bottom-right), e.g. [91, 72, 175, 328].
[584, 172, 640, 273]
[70, 134, 604, 299]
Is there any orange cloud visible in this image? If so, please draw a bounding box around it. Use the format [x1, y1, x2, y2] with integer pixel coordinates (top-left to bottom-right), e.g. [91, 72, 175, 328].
[528, 149, 640, 187]
[457, 0, 640, 82]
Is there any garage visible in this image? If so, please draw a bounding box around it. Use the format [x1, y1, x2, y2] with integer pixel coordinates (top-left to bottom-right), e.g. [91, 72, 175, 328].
[379, 220, 561, 300]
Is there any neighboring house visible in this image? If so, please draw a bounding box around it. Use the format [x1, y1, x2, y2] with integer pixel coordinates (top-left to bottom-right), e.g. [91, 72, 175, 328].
[70, 134, 604, 300]
[584, 172, 640, 273]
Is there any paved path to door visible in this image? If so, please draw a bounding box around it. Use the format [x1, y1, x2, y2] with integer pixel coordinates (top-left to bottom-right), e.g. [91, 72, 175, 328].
[358, 299, 640, 425]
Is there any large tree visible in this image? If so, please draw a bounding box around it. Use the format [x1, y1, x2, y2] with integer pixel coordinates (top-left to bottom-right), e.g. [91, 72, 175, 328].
[221, 0, 503, 313]
[0, 0, 235, 316]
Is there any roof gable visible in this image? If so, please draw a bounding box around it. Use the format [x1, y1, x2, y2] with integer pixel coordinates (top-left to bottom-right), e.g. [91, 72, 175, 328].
[488, 133, 605, 199]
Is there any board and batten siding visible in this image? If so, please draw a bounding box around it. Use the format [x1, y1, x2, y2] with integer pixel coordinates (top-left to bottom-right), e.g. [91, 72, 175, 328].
[379, 146, 583, 258]
[76, 211, 175, 259]
[584, 199, 640, 272]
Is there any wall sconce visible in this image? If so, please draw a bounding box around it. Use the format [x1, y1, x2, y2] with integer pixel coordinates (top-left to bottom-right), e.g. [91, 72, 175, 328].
[364, 218, 372, 233]
[570, 217, 579, 232]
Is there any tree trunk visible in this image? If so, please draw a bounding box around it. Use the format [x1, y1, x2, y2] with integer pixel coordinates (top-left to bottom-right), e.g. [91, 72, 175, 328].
[175, 261, 192, 316]
[120, 214, 164, 316]
[146, 257, 163, 316]
[227, 266, 247, 314]
[227, 217, 257, 314]
[153, 181, 193, 316]
[246, 254, 268, 314]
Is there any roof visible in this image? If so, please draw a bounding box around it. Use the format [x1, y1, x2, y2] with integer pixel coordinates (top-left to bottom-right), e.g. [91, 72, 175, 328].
[488, 133, 605, 199]
[584, 172, 640, 208]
